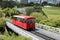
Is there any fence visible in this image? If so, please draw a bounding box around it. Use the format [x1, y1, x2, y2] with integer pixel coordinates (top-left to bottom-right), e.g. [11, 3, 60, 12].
[36, 23, 60, 34]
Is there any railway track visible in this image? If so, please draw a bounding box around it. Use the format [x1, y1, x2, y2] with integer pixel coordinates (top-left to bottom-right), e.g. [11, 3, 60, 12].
[6, 21, 44, 40]
[6, 19, 60, 40]
[29, 30, 55, 40]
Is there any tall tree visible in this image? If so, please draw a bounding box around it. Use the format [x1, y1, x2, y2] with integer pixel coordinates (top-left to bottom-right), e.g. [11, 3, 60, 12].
[25, 6, 48, 18]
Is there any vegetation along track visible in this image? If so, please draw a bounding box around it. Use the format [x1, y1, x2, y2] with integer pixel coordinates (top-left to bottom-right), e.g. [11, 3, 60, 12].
[29, 30, 55, 40]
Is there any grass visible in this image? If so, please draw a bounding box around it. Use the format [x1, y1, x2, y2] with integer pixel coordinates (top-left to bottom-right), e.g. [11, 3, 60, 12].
[42, 7, 60, 20]
[3, 35, 31, 40]
[31, 7, 60, 28]
[0, 34, 31, 40]
[43, 7, 60, 15]
[42, 7, 60, 28]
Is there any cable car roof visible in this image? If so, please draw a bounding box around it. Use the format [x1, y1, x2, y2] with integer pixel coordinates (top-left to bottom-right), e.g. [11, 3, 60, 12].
[13, 15, 35, 19]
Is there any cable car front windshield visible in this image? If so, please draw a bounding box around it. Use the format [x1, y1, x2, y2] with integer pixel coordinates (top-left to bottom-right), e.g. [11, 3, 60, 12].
[27, 19, 35, 24]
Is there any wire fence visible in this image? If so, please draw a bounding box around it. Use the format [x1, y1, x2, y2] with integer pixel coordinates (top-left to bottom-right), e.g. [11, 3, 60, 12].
[36, 23, 60, 35]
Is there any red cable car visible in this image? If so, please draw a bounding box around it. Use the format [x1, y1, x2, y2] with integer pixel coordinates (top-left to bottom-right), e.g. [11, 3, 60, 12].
[12, 15, 35, 30]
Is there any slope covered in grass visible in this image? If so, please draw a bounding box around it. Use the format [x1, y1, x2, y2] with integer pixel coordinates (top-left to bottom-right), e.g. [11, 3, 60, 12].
[31, 7, 60, 28]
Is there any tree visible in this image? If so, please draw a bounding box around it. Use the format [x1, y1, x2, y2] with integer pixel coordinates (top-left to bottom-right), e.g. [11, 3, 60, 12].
[28, 2, 34, 6]
[42, 1, 48, 6]
[33, 5, 48, 17]
[25, 6, 48, 18]
[3, 8, 20, 17]
[0, 8, 5, 17]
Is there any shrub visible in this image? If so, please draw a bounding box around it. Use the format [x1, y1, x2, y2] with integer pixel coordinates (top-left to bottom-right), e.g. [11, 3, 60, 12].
[25, 7, 34, 16]
[1, 1, 16, 8]
[25, 6, 47, 18]
[0, 18, 5, 28]
[0, 8, 5, 17]
[30, 12, 47, 23]
[0, 8, 5, 33]
[16, 2, 26, 8]
[33, 5, 42, 12]
[3, 8, 20, 17]
[33, 6, 47, 17]
[39, 19, 60, 28]
[3, 33, 31, 40]
[0, 18, 6, 33]
[25, 6, 42, 16]
[30, 13, 60, 28]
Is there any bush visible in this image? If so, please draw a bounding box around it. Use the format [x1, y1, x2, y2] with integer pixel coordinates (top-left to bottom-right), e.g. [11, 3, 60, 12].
[0, 8, 5, 17]
[25, 6, 42, 15]
[0, 18, 5, 28]
[0, 8, 5, 33]
[25, 7, 34, 16]
[3, 8, 21, 17]
[0, 1, 16, 8]
[33, 5, 42, 12]
[25, 6, 47, 17]
[16, 2, 26, 8]
[3, 33, 31, 40]
[30, 13, 60, 28]
[40, 19, 60, 28]
[0, 18, 6, 33]
[30, 12, 47, 23]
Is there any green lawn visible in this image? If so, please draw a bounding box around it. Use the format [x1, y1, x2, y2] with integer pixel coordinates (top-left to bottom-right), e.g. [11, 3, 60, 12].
[31, 7, 60, 28]
[43, 7, 60, 15]
[43, 7, 60, 20]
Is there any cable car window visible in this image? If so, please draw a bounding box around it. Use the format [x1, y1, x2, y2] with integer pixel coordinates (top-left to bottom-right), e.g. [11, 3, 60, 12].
[32, 19, 35, 23]
[22, 19, 26, 23]
[19, 18, 23, 22]
[19, 18, 26, 23]
[13, 17, 17, 20]
[27, 19, 35, 24]
[17, 18, 20, 21]
[13, 17, 26, 23]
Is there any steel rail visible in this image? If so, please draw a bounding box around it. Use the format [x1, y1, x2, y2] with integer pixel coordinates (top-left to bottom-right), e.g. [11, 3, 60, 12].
[6, 19, 60, 40]
[29, 30, 55, 40]
[6, 21, 45, 40]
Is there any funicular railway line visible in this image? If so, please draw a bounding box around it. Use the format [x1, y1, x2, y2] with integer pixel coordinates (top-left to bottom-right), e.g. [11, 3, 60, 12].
[7, 20, 55, 40]
[30, 31, 55, 40]
[6, 19, 58, 40]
